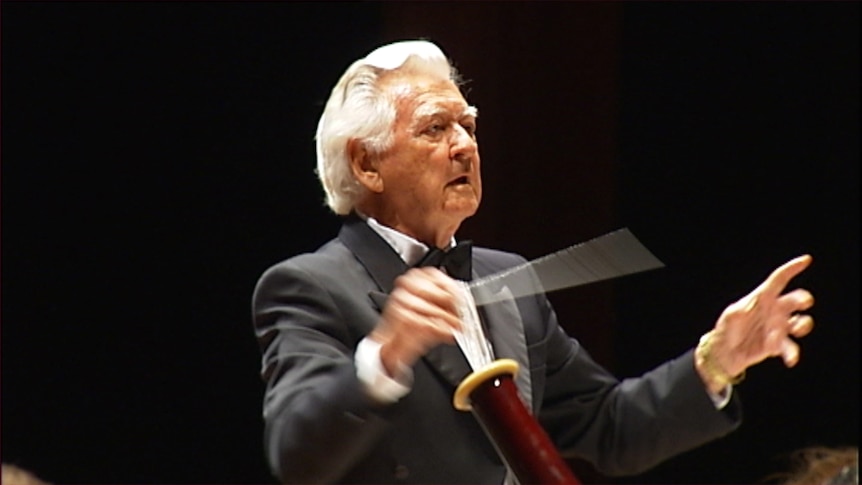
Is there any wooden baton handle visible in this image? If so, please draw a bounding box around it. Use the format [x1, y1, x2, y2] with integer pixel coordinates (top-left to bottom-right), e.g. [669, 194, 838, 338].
[453, 359, 582, 485]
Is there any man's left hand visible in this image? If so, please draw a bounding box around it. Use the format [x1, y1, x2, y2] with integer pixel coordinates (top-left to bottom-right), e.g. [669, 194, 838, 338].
[696, 255, 815, 394]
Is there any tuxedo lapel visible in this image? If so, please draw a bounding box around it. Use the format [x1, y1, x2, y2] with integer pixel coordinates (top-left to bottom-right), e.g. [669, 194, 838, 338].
[423, 344, 473, 389]
[338, 217, 408, 296]
[475, 285, 533, 412]
[368, 291, 388, 312]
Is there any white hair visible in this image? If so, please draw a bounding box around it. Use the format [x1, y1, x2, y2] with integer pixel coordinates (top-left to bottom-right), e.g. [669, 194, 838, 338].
[314, 40, 461, 215]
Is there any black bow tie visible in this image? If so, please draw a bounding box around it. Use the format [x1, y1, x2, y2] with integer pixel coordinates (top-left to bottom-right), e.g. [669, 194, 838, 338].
[415, 240, 473, 281]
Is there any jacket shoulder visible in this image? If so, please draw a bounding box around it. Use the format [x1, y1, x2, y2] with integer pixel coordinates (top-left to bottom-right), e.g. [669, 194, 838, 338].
[473, 246, 529, 273]
[252, 239, 355, 299]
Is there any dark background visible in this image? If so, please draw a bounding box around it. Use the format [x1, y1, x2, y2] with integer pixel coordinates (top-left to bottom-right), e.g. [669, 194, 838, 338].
[1, 2, 858, 484]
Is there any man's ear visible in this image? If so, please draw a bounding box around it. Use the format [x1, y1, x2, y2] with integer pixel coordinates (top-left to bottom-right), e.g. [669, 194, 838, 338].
[348, 138, 384, 193]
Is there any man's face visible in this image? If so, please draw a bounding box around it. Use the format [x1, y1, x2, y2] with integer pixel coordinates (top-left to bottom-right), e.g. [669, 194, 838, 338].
[370, 70, 482, 244]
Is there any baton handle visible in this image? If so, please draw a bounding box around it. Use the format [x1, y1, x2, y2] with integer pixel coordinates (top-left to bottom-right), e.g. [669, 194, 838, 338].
[453, 359, 582, 485]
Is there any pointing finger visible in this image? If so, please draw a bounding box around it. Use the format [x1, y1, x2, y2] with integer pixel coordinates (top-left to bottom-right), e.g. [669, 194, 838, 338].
[762, 254, 813, 298]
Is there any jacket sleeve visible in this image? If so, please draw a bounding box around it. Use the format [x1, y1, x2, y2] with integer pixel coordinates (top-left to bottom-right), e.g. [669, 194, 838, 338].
[533, 294, 742, 476]
[251, 260, 392, 484]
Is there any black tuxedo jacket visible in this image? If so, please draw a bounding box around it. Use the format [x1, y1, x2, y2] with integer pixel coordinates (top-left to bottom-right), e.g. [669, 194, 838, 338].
[252, 218, 741, 484]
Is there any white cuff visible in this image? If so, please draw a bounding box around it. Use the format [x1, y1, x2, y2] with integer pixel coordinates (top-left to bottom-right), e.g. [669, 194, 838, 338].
[355, 337, 413, 403]
[708, 384, 733, 410]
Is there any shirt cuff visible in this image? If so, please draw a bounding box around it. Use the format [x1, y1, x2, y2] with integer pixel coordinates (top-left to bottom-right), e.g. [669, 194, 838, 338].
[708, 384, 733, 410]
[355, 337, 413, 403]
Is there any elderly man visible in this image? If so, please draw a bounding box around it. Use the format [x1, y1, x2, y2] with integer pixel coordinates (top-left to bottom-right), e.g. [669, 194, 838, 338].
[252, 40, 814, 484]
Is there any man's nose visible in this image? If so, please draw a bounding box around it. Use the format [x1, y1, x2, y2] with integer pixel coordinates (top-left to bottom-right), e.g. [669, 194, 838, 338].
[450, 124, 478, 163]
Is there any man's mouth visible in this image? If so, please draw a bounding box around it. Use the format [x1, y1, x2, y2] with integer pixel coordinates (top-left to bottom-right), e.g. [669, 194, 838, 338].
[448, 175, 470, 186]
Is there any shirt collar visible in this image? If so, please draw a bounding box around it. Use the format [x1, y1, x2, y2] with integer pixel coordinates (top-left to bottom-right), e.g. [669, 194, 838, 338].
[364, 216, 457, 266]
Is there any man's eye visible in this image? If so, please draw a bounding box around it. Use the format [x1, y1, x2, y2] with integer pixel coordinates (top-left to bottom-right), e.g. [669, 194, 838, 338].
[425, 124, 444, 134]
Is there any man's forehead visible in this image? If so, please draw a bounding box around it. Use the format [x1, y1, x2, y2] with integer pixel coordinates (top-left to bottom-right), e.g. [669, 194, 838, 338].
[412, 99, 477, 120]
[383, 72, 469, 105]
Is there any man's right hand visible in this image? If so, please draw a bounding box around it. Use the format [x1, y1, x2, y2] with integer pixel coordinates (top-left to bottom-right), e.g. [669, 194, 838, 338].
[369, 267, 464, 377]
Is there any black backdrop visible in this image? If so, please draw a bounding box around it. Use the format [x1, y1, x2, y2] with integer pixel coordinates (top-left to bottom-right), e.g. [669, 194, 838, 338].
[1, 2, 858, 484]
